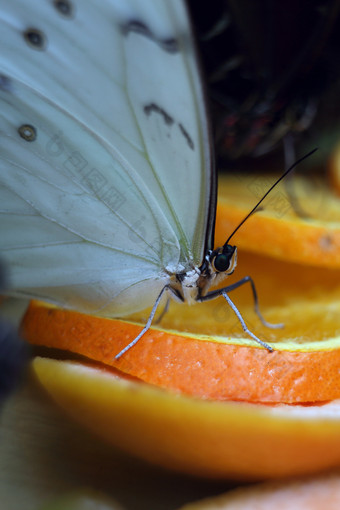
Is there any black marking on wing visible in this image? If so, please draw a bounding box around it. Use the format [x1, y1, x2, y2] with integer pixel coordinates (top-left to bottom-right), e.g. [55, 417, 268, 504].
[23, 28, 47, 50]
[179, 123, 194, 150]
[144, 103, 174, 125]
[18, 124, 37, 142]
[121, 20, 179, 53]
[53, 0, 74, 17]
[0, 75, 12, 92]
[144, 103, 195, 151]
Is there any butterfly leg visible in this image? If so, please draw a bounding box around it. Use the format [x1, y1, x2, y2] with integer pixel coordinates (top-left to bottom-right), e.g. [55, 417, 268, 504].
[202, 287, 274, 352]
[201, 286, 274, 351]
[202, 276, 284, 329]
[115, 285, 170, 360]
[200, 275, 285, 351]
[154, 297, 170, 325]
[221, 291, 273, 351]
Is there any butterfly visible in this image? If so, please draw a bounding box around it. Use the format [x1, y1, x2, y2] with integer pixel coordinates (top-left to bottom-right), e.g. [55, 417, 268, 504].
[0, 0, 313, 360]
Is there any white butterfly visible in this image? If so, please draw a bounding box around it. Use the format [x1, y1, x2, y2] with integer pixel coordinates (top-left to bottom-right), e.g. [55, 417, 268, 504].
[0, 0, 280, 358]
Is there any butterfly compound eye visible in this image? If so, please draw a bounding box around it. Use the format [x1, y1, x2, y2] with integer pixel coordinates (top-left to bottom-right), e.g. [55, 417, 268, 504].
[214, 253, 230, 272]
[212, 245, 237, 274]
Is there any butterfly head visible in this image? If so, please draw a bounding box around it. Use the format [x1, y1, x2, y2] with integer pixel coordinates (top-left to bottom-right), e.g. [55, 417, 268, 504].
[197, 244, 237, 298]
[210, 244, 237, 276]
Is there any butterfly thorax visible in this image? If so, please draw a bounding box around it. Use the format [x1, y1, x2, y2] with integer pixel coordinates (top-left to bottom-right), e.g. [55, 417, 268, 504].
[168, 244, 238, 305]
[169, 267, 201, 305]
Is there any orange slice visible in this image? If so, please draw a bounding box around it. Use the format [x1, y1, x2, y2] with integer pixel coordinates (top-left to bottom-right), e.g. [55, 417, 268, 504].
[31, 358, 340, 480]
[216, 173, 340, 267]
[23, 290, 340, 405]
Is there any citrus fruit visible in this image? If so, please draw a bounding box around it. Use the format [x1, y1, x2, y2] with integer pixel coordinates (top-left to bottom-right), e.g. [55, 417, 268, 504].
[23, 281, 340, 404]
[31, 357, 340, 480]
[216, 173, 340, 267]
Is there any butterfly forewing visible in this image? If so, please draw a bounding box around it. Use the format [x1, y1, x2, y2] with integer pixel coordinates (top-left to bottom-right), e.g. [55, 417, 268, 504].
[0, 0, 214, 315]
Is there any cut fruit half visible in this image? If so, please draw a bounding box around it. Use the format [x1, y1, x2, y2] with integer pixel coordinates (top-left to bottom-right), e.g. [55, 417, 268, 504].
[31, 358, 340, 480]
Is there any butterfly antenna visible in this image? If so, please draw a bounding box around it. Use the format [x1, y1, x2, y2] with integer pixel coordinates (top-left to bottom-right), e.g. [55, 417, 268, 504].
[224, 148, 318, 247]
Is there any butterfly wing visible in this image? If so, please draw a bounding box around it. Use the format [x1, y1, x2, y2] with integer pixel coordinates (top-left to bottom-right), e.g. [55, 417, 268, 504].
[0, 0, 214, 316]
